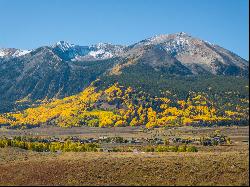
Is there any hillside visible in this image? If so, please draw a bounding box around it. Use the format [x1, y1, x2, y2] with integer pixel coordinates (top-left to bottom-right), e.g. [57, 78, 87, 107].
[0, 77, 248, 128]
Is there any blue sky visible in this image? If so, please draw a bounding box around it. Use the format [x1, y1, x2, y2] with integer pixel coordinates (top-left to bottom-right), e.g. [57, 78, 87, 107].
[0, 0, 249, 59]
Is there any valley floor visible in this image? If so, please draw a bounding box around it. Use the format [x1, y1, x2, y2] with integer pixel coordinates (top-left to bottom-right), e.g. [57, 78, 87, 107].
[0, 148, 248, 186]
[0, 126, 249, 186]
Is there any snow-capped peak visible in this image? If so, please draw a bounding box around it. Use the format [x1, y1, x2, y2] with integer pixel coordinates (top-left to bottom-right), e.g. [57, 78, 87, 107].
[50, 41, 125, 61]
[132, 32, 192, 54]
[150, 32, 189, 41]
[0, 48, 32, 58]
[53, 41, 75, 52]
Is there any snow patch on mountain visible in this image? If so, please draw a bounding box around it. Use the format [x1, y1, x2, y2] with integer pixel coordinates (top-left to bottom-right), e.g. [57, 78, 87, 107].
[0, 50, 7, 57]
[89, 49, 113, 59]
[141, 32, 193, 55]
[0, 48, 31, 58]
[13, 50, 32, 57]
[54, 42, 125, 61]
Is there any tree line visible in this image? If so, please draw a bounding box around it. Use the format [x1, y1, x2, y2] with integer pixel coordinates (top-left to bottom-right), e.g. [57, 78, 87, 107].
[0, 138, 99, 152]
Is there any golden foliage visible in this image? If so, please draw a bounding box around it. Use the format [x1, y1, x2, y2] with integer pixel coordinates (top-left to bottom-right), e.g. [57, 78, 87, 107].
[0, 82, 248, 128]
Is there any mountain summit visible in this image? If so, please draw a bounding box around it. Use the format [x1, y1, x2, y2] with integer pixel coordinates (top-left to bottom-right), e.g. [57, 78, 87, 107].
[121, 32, 248, 76]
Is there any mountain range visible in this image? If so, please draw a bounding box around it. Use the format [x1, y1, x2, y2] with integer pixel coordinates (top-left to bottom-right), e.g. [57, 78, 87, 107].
[0, 32, 249, 117]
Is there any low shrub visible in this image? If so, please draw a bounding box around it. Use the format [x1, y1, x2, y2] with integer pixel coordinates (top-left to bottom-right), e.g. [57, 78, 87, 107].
[186, 146, 198, 152]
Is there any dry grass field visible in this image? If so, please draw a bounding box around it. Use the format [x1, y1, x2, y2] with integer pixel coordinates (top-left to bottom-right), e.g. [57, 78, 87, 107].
[0, 148, 248, 186]
[0, 126, 249, 186]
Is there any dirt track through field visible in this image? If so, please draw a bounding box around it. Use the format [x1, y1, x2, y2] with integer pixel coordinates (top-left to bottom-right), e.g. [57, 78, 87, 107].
[0, 150, 248, 186]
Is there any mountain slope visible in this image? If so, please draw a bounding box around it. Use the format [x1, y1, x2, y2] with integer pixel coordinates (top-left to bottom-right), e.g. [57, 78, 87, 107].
[0, 47, 119, 112]
[0, 80, 248, 128]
